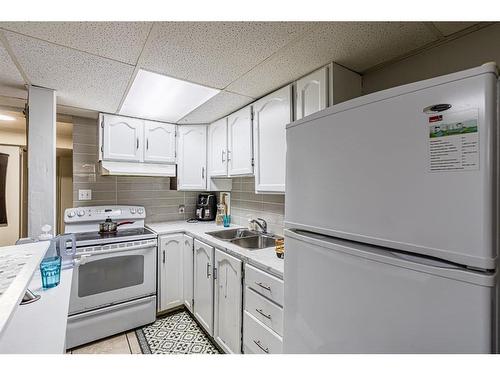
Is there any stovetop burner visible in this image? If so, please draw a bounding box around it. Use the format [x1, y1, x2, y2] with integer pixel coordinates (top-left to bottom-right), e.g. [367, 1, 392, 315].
[72, 227, 156, 247]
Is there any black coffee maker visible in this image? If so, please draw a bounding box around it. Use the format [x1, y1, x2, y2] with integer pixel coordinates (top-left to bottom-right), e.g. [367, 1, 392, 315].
[195, 193, 217, 221]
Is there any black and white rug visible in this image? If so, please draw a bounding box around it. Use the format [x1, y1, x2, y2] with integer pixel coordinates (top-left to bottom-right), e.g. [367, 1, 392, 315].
[135, 310, 221, 354]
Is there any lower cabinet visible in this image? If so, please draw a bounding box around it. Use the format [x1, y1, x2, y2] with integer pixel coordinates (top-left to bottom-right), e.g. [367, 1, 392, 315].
[193, 239, 215, 335]
[213, 249, 243, 354]
[183, 235, 194, 313]
[158, 234, 184, 312]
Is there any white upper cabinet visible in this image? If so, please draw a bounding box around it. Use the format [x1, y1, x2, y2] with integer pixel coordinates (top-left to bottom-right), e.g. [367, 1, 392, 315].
[144, 121, 176, 163]
[228, 106, 253, 176]
[253, 85, 292, 194]
[214, 249, 242, 354]
[102, 114, 144, 162]
[177, 125, 207, 191]
[183, 235, 194, 313]
[158, 234, 184, 312]
[295, 66, 329, 120]
[208, 118, 228, 177]
[193, 239, 214, 335]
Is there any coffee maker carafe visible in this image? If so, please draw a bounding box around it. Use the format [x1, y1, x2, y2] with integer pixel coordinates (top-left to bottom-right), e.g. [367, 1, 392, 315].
[195, 193, 217, 221]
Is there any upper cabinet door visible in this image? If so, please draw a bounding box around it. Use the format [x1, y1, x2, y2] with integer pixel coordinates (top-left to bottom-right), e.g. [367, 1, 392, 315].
[177, 125, 207, 191]
[253, 85, 292, 194]
[102, 114, 143, 162]
[227, 106, 253, 176]
[295, 66, 328, 120]
[207, 118, 228, 177]
[144, 121, 176, 163]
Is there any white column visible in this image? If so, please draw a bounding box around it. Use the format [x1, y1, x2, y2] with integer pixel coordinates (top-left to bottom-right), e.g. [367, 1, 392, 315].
[27, 85, 56, 238]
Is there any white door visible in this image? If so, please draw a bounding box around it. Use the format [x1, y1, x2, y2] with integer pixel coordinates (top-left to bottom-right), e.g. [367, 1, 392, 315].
[158, 234, 184, 311]
[102, 114, 143, 162]
[208, 118, 228, 177]
[193, 239, 214, 335]
[183, 234, 194, 313]
[214, 249, 242, 353]
[144, 121, 176, 163]
[177, 125, 207, 190]
[295, 66, 328, 120]
[253, 85, 292, 194]
[228, 106, 253, 176]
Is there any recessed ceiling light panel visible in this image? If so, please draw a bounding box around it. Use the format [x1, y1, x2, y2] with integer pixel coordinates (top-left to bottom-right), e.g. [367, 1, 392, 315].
[0, 114, 15, 121]
[120, 69, 220, 123]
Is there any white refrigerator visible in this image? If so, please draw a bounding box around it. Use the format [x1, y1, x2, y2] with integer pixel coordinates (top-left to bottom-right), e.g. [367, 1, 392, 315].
[283, 63, 499, 353]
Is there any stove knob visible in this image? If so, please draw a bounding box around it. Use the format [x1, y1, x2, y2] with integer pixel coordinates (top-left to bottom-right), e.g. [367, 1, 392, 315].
[137, 208, 144, 215]
[77, 209, 85, 217]
[67, 210, 76, 218]
[130, 208, 137, 214]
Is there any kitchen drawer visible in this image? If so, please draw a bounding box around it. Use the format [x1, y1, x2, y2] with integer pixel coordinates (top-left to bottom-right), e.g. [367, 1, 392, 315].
[245, 264, 283, 306]
[243, 311, 282, 354]
[245, 287, 283, 336]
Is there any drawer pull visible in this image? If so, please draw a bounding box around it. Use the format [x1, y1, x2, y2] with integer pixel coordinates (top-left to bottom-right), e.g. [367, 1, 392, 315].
[255, 308, 271, 320]
[253, 340, 269, 354]
[255, 281, 271, 291]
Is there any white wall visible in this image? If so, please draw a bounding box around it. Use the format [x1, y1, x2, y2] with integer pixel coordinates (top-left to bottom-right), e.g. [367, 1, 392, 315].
[362, 23, 500, 94]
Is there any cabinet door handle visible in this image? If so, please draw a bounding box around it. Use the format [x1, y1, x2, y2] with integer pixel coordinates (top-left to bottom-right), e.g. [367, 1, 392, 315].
[222, 150, 225, 163]
[227, 150, 231, 161]
[146, 138, 149, 150]
[255, 308, 271, 320]
[136, 137, 139, 149]
[253, 340, 269, 354]
[214, 267, 218, 280]
[162, 250, 165, 264]
[202, 166, 205, 179]
[255, 281, 271, 291]
[206, 262, 211, 278]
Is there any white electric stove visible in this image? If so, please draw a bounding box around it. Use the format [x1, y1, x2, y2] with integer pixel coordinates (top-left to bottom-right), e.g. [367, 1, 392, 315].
[64, 205, 157, 349]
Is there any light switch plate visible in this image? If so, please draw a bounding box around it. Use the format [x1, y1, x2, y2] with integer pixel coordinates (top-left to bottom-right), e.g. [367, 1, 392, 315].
[178, 204, 185, 214]
[79, 189, 92, 201]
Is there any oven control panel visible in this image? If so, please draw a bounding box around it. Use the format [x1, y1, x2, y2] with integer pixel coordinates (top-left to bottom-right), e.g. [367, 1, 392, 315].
[64, 205, 146, 223]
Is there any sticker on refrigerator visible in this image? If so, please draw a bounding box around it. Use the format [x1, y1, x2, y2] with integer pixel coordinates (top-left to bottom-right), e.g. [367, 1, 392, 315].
[427, 109, 479, 172]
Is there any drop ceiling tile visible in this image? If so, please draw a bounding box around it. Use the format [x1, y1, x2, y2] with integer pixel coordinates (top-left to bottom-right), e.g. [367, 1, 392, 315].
[227, 22, 439, 98]
[140, 22, 317, 89]
[0, 22, 151, 64]
[0, 38, 26, 99]
[3, 31, 134, 113]
[177, 90, 253, 124]
[432, 22, 478, 36]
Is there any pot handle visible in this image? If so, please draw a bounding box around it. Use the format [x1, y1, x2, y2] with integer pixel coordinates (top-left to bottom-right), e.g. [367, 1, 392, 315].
[116, 221, 134, 227]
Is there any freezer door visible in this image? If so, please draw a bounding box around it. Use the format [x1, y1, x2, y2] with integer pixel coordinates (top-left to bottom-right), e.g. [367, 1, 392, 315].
[283, 230, 496, 353]
[285, 67, 498, 269]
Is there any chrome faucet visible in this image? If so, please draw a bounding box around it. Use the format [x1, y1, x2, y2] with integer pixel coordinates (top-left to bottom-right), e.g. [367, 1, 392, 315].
[250, 218, 268, 234]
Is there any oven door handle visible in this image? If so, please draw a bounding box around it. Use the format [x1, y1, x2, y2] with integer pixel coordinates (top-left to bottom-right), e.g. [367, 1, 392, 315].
[76, 242, 157, 259]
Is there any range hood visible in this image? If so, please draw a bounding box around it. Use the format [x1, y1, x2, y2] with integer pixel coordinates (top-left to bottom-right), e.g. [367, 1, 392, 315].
[100, 161, 176, 177]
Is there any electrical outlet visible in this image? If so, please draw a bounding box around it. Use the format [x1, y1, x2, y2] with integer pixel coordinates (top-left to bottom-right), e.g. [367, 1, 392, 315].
[78, 189, 92, 201]
[178, 204, 185, 214]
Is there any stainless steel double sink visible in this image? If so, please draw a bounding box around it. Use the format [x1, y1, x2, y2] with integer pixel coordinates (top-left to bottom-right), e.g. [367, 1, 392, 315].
[206, 228, 282, 250]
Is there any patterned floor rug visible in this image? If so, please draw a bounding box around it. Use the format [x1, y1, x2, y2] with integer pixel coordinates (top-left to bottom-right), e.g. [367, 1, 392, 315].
[135, 310, 221, 354]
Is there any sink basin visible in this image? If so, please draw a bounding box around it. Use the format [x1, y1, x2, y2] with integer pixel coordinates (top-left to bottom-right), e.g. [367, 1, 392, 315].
[230, 235, 278, 250]
[206, 228, 256, 240]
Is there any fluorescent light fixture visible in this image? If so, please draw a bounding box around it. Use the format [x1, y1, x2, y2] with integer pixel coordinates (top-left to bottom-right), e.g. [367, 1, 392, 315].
[0, 114, 15, 121]
[120, 69, 220, 122]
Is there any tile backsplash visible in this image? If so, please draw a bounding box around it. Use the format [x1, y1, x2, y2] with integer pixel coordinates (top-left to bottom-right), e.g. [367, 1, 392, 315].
[72, 117, 199, 223]
[72, 117, 285, 230]
[230, 177, 285, 235]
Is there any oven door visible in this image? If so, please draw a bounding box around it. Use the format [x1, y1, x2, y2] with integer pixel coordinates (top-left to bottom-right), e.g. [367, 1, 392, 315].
[69, 241, 157, 315]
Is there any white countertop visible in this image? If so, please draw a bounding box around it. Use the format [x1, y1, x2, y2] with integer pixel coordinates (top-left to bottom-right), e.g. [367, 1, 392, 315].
[0, 241, 49, 340]
[147, 221, 284, 278]
[0, 267, 73, 353]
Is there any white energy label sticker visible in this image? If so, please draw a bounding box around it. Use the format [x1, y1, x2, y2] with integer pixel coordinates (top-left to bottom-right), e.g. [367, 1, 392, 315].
[428, 109, 479, 172]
